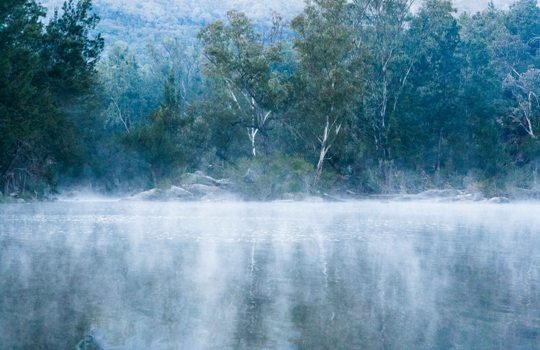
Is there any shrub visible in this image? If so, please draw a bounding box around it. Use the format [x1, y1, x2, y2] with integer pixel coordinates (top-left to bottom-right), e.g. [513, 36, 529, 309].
[224, 155, 314, 200]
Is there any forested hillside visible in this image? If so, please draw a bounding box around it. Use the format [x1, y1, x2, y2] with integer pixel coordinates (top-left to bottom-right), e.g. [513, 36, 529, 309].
[38, 0, 513, 54]
[40, 0, 305, 54]
[2, 0, 540, 200]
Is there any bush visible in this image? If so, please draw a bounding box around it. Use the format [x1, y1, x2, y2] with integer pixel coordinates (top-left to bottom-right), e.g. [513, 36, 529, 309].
[224, 155, 314, 200]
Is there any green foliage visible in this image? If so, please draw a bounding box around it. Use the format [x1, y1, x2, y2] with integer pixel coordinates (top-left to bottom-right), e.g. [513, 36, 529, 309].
[198, 11, 289, 157]
[0, 0, 102, 197]
[505, 0, 540, 55]
[4, 0, 540, 198]
[354, 0, 415, 168]
[44, 0, 104, 99]
[398, 0, 465, 175]
[224, 155, 314, 200]
[291, 0, 362, 182]
[127, 74, 185, 185]
[98, 43, 155, 133]
[126, 73, 210, 186]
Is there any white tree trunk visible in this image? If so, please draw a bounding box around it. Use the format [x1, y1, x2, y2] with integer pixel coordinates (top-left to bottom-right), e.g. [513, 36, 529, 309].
[111, 98, 130, 134]
[248, 128, 258, 157]
[315, 117, 340, 184]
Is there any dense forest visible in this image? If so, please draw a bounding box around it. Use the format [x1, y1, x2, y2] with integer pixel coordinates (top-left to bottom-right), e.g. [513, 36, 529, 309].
[2, 0, 540, 200]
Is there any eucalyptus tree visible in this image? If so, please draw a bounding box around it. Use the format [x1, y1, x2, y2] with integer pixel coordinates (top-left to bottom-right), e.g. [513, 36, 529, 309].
[351, 0, 416, 177]
[505, 0, 540, 59]
[98, 43, 151, 134]
[198, 11, 287, 157]
[147, 38, 204, 107]
[291, 0, 362, 183]
[462, 1, 540, 167]
[503, 68, 540, 140]
[501, 1, 540, 146]
[457, 5, 513, 177]
[401, 0, 465, 177]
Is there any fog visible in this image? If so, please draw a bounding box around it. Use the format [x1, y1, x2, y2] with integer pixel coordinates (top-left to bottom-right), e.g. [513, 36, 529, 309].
[1, 201, 539, 349]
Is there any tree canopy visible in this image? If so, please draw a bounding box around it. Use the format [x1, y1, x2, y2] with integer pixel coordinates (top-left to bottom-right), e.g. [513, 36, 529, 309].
[2, 0, 540, 199]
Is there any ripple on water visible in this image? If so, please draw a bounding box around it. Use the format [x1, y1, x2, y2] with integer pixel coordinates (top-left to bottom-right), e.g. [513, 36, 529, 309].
[0, 201, 539, 349]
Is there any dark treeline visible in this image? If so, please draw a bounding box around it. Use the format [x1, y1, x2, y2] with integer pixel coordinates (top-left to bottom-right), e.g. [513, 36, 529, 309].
[2, 0, 540, 200]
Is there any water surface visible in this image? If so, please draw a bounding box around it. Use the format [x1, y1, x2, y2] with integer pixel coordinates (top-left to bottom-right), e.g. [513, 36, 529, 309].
[1, 201, 539, 349]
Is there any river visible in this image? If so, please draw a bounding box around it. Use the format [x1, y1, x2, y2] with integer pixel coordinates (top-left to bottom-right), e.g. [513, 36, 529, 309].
[1, 201, 539, 349]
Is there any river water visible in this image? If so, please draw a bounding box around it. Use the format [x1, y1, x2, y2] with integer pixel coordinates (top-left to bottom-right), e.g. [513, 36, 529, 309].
[0, 201, 539, 349]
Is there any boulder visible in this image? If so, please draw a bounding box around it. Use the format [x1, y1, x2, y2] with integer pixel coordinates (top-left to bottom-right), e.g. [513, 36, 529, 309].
[448, 192, 484, 202]
[187, 183, 236, 201]
[180, 171, 233, 188]
[188, 183, 224, 195]
[128, 171, 236, 202]
[169, 186, 195, 199]
[488, 196, 510, 204]
[471, 192, 485, 201]
[129, 188, 162, 201]
[129, 186, 194, 201]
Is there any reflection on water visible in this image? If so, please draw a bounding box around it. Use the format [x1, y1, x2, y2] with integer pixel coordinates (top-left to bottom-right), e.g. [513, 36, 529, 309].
[0, 201, 539, 349]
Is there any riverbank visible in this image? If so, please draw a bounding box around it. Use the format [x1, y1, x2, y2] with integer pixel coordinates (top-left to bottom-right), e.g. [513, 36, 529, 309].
[3, 171, 540, 204]
[1, 187, 532, 205]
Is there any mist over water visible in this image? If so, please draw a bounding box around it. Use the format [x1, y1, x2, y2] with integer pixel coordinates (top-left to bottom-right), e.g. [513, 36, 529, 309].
[1, 201, 539, 349]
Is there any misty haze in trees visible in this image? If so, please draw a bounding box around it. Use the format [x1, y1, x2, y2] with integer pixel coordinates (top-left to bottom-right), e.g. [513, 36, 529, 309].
[2, 0, 540, 200]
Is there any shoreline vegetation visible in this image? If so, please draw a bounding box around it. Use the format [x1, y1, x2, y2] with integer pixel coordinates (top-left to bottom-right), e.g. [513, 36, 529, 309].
[3, 0, 540, 203]
[0, 170, 529, 203]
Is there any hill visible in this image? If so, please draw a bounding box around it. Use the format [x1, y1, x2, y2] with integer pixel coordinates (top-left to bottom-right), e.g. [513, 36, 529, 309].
[39, 0, 514, 51]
